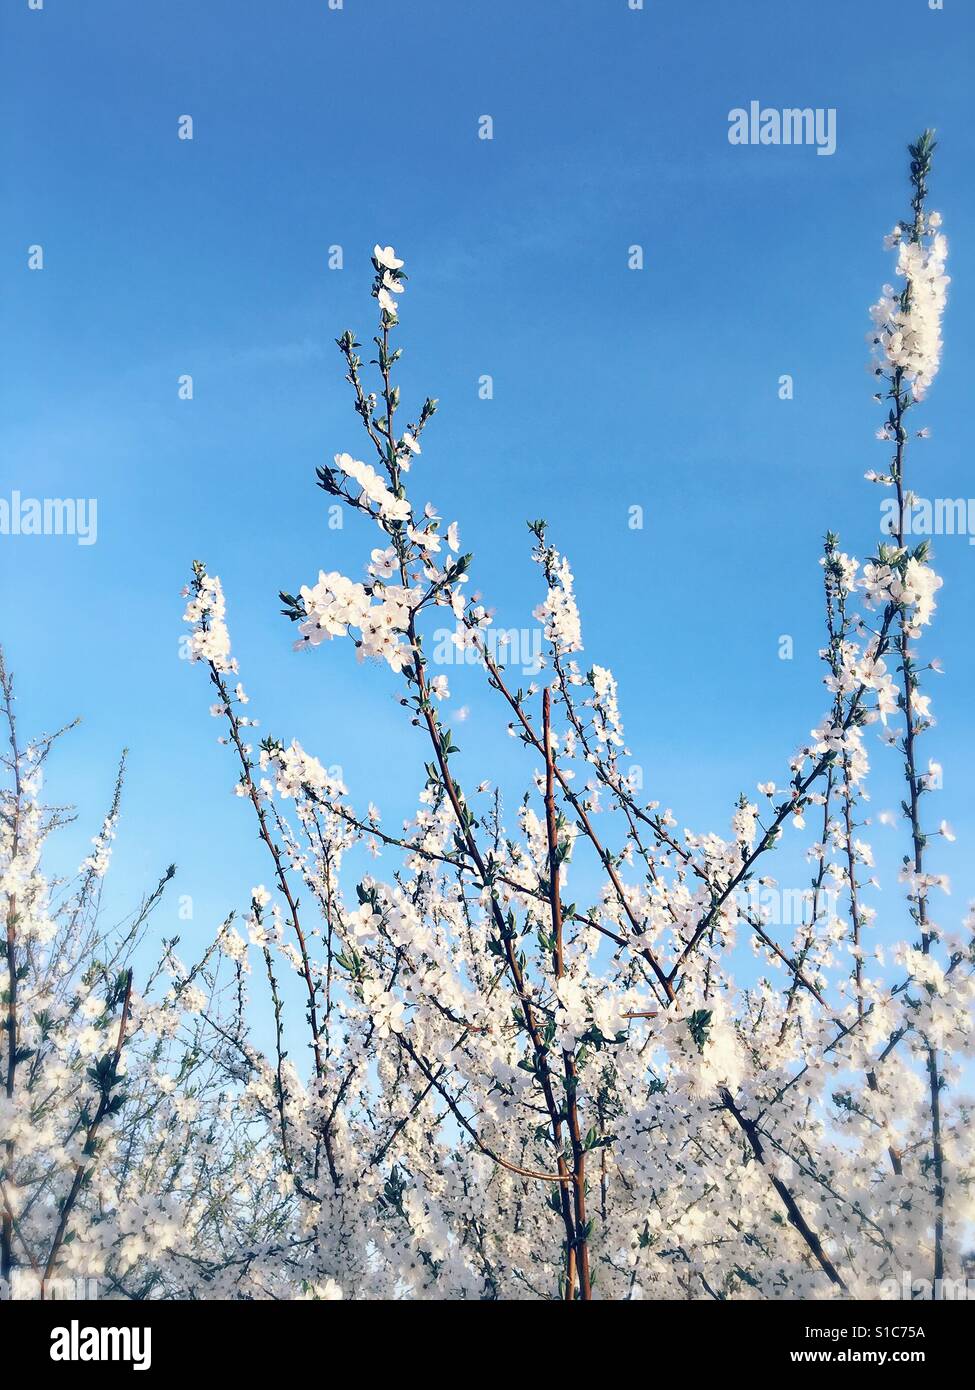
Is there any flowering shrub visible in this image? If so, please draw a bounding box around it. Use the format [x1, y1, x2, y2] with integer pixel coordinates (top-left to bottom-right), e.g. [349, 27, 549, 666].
[0, 669, 288, 1299]
[3, 133, 972, 1301]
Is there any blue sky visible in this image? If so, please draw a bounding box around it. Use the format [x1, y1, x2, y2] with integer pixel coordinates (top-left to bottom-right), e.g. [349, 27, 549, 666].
[2, 0, 973, 974]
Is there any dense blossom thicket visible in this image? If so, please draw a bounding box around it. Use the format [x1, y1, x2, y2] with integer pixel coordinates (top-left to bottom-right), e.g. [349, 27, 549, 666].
[2, 134, 972, 1301]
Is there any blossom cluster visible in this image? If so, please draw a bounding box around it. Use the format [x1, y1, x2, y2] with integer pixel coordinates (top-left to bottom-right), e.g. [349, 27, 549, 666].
[294, 568, 418, 672]
[160, 216, 969, 1302]
[182, 568, 236, 673]
[6, 145, 971, 1304]
[870, 211, 948, 398]
[862, 554, 943, 637]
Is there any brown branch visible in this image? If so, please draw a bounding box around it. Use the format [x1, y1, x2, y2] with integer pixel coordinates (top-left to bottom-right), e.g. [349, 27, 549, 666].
[719, 1087, 848, 1292]
[543, 687, 591, 1301]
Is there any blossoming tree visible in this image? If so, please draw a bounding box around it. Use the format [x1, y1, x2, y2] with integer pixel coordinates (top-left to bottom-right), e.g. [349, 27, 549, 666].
[2, 133, 971, 1301]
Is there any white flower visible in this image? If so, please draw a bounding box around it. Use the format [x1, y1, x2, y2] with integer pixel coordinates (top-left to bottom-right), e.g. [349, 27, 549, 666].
[75, 1025, 103, 1057]
[368, 547, 398, 580]
[373, 243, 404, 270]
[361, 981, 405, 1038]
[378, 287, 399, 316]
